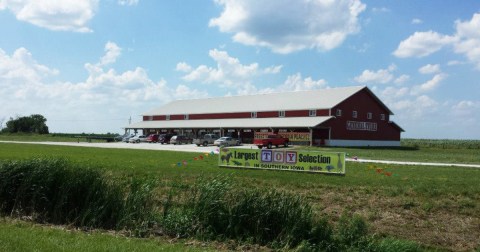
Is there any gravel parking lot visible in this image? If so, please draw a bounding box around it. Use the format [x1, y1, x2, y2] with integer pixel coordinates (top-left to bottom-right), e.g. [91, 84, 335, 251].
[0, 141, 260, 153]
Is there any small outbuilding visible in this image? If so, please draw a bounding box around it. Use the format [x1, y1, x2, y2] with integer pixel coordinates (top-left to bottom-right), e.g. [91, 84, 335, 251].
[126, 86, 404, 146]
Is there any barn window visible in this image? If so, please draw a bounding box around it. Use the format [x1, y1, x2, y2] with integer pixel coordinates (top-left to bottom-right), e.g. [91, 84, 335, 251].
[147, 116, 153, 121]
[184, 114, 189, 120]
[279, 111, 285, 117]
[251, 112, 257, 118]
[380, 114, 385, 121]
[309, 110, 316, 117]
[336, 109, 342, 117]
[367, 112, 372, 119]
[166, 115, 170, 120]
[352, 111, 357, 118]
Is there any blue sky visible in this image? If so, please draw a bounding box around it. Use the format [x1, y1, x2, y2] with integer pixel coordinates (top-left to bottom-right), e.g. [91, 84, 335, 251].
[0, 0, 479, 139]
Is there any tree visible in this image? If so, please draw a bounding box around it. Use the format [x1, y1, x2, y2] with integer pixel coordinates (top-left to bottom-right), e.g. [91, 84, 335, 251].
[2, 114, 49, 134]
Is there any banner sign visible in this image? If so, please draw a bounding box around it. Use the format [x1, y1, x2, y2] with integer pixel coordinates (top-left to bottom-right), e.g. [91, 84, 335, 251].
[218, 147, 345, 174]
[254, 132, 311, 142]
[346, 121, 377, 131]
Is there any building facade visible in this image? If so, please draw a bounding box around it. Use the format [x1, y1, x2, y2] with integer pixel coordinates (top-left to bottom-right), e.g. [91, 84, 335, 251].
[126, 86, 404, 146]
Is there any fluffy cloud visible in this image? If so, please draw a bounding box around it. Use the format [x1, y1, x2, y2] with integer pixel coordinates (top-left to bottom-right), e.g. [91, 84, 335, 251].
[0, 0, 98, 32]
[394, 13, 480, 69]
[118, 0, 139, 6]
[454, 13, 480, 69]
[179, 49, 282, 88]
[411, 18, 423, 24]
[0, 47, 58, 87]
[0, 43, 207, 132]
[393, 31, 456, 58]
[410, 74, 446, 95]
[99, 42, 122, 66]
[278, 73, 327, 92]
[354, 64, 396, 84]
[418, 64, 440, 74]
[209, 0, 366, 54]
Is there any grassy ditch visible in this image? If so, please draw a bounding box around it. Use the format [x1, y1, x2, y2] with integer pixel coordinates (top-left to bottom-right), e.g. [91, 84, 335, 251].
[0, 143, 479, 250]
[0, 157, 425, 251]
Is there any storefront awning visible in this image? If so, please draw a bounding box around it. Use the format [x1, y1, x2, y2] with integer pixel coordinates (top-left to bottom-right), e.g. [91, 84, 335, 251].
[125, 116, 333, 129]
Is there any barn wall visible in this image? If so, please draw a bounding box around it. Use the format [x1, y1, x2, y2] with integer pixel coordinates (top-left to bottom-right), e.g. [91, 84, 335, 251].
[325, 89, 401, 141]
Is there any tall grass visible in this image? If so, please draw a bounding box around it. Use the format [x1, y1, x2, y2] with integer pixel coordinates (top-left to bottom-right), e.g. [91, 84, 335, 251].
[0, 157, 424, 250]
[0, 158, 157, 234]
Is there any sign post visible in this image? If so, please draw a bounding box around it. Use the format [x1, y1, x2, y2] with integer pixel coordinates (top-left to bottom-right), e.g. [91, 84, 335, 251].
[218, 147, 345, 175]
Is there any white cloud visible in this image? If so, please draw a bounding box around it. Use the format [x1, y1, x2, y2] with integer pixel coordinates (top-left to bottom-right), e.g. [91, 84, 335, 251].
[118, 0, 138, 6]
[394, 13, 480, 70]
[410, 74, 446, 95]
[180, 49, 281, 88]
[418, 64, 440, 74]
[0, 0, 98, 32]
[354, 64, 396, 84]
[372, 7, 390, 13]
[0, 43, 208, 133]
[394, 74, 410, 84]
[393, 31, 456, 58]
[99, 42, 122, 66]
[278, 73, 327, 92]
[175, 62, 192, 72]
[209, 0, 366, 54]
[454, 13, 480, 69]
[411, 18, 423, 24]
[0, 47, 58, 86]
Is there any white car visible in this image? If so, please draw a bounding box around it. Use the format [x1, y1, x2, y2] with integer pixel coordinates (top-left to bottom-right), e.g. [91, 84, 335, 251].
[128, 135, 147, 143]
[213, 137, 240, 146]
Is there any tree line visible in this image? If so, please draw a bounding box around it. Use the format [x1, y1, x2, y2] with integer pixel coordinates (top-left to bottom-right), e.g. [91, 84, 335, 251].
[0, 114, 49, 134]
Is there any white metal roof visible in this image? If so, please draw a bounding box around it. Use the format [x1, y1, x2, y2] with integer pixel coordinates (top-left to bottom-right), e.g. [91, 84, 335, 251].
[143, 86, 366, 116]
[126, 116, 333, 129]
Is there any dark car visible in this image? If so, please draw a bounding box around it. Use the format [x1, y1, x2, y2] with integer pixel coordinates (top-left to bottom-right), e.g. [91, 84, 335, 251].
[146, 134, 159, 143]
[169, 135, 193, 145]
[158, 133, 176, 144]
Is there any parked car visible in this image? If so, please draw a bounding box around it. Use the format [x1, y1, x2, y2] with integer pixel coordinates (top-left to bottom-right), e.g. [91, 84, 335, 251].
[122, 134, 136, 142]
[158, 133, 176, 144]
[253, 134, 289, 149]
[213, 137, 240, 146]
[193, 134, 220, 147]
[129, 135, 148, 143]
[169, 135, 193, 145]
[146, 134, 159, 143]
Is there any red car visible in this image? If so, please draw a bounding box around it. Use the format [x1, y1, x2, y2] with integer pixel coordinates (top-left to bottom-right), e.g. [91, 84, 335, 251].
[146, 134, 159, 143]
[253, 134, 289, 149]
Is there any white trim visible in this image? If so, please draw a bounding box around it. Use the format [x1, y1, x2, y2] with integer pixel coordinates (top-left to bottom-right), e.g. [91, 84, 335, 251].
[309, 109, 316, 117]
[327, 139, 400, 147]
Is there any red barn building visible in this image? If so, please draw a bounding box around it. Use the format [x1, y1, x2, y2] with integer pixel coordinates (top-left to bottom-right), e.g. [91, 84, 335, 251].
[126, 86, 404, 146]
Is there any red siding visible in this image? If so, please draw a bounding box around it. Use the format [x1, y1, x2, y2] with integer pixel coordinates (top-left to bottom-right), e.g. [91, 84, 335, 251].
[190, 112, 251, 119]
[321, 89, 400, 141]
[258, 111, 278, 118]
[147, 109, 330, 120]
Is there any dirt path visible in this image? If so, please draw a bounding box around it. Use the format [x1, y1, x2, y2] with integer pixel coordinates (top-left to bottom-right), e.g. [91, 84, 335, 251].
[2, 140, 480, 168]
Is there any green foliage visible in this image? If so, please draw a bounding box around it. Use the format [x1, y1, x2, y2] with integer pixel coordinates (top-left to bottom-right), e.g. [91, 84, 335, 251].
[2, 114, 49, 134]
[375, 238, 422, 252]
[402, 138, 480, 149]
[0, 158, 157, 235]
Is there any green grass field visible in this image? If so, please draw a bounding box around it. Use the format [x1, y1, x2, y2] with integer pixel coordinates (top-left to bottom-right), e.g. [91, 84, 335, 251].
[0, 141, 479, 251]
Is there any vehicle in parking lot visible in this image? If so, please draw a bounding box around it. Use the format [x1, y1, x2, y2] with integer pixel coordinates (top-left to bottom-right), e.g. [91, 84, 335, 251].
[122, 134, 136, 142]
[169, 135, 193, 145]
[193, 134, 220, 147]
[213, 137, 240, 146]
[158, 134, 176, 144]
[146, 134, 159, 143]
[129, 135, 148, 143]
[253, 134, 289, 149]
